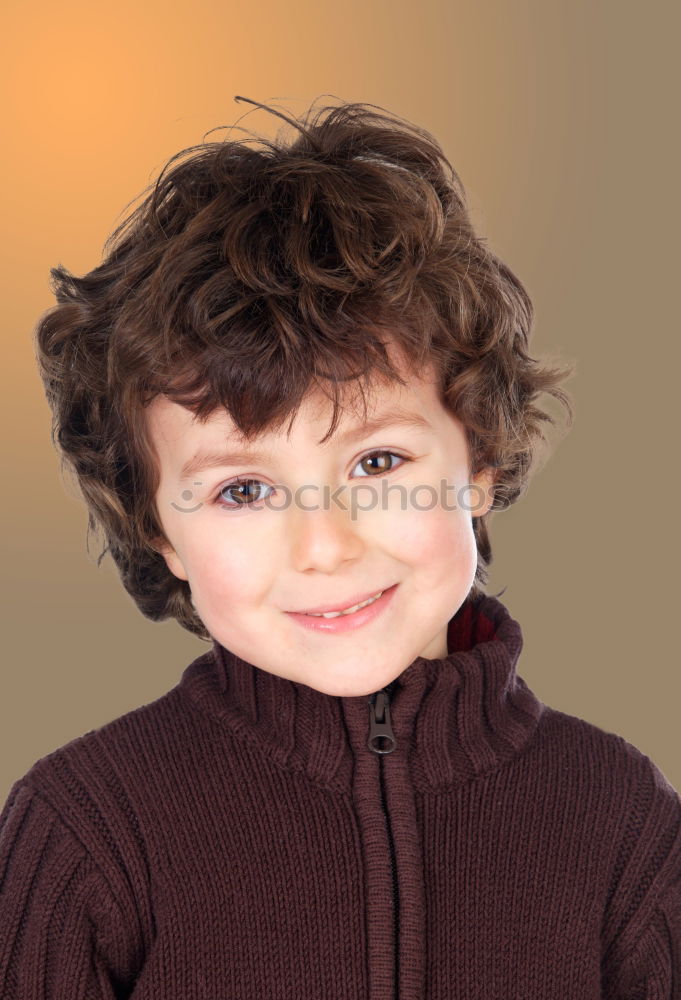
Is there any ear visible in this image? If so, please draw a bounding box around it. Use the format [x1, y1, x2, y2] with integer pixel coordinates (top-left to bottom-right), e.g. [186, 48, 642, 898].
[468, 467, 496, 519]
[151, 536, 189, 582]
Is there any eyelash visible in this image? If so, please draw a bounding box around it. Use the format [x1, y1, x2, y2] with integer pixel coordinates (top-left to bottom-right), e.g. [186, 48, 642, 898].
[211, 449, 411, 511]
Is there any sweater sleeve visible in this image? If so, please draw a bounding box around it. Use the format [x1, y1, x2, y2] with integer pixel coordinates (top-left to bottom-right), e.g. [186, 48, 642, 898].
[0, 778, 139, 999]
[606, 878, 681, 999]
[601, 757, 681, 1000]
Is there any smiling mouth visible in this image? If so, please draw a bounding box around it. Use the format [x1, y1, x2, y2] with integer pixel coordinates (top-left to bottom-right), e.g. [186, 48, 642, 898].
[303, 590, 385, 618]
[285, 584, 399, 633]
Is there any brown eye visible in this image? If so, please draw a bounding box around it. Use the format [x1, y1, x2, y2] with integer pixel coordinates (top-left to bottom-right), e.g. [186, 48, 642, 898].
[353, 451, 406, 477]
[217, 479, 270, 507]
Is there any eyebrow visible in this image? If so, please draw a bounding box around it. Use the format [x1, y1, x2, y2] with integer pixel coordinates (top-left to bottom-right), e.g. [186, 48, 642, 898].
[178, 408, 433, 482]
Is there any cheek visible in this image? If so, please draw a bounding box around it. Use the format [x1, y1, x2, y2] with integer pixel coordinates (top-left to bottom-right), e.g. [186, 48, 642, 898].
[385, 499, 476, 566]
[184, 527, 271, 607]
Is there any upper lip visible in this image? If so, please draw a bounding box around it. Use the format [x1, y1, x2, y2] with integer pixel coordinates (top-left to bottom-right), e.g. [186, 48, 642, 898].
[288, 585, 395, 615]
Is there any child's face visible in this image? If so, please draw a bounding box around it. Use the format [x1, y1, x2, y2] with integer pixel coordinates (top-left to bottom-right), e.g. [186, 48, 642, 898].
[148, 354, 494, 697]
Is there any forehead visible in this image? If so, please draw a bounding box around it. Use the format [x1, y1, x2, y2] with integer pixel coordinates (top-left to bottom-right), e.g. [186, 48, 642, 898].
[147, 357, 441, 455]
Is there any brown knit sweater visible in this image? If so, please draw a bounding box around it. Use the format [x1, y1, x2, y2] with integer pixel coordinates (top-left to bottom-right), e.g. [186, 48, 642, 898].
[1, 593, 679, 999]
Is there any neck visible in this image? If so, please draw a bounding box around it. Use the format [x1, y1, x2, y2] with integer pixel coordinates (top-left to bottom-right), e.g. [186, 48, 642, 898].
[179, 592, 545, 792]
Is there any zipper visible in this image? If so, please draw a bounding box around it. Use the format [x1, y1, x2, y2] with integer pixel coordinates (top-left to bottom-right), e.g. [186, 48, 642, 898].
[367, 688, 397, 755]
[367, 685, 399, 1000]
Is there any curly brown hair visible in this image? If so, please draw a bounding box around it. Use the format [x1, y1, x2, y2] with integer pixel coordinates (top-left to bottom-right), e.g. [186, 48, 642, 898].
[33, 95, 575, 641]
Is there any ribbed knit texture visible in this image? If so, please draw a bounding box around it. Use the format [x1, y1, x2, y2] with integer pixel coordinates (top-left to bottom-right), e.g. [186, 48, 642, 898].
[1, 592, 679, 998]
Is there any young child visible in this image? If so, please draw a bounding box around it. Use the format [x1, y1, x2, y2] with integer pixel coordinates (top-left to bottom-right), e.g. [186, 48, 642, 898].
[1, 96, 679, 999]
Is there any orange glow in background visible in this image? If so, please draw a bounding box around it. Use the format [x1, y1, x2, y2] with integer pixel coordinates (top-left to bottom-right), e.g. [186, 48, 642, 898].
[1, 0, 679, 796]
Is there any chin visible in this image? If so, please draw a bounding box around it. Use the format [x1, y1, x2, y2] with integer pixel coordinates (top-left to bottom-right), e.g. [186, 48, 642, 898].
[308, 670, 399, 699]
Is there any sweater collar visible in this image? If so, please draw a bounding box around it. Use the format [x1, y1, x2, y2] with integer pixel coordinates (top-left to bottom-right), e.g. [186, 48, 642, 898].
[179, 592, 545, 791]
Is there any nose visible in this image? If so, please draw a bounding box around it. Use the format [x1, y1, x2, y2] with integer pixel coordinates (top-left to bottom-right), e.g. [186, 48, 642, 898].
[289, 490, 365, 574]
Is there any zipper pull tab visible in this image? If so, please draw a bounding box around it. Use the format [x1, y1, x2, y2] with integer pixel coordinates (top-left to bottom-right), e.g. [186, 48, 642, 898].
[367, 689, 397, 754]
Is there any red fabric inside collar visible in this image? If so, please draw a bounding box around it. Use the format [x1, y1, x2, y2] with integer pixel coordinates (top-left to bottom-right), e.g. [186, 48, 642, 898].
[447, 599, 498, 653]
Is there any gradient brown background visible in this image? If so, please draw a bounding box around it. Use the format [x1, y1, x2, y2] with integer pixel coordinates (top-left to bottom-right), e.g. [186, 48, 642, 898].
[2, 0, 679, 804]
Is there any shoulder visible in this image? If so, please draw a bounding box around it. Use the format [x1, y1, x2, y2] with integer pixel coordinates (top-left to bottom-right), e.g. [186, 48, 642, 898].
[533, 706, 681, 953]
[539, 703, 680, 809]
[5, 669, 206, 873]
[1, 678, 202, 945]
[538, 705, 681, 919]
[1, 645, 226, 942]
[16, 674, 202, 816]
[18, 643, 221, 784]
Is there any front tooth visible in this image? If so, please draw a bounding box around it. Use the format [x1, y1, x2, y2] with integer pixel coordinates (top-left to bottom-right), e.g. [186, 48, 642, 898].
[310, 591, 383, 618]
